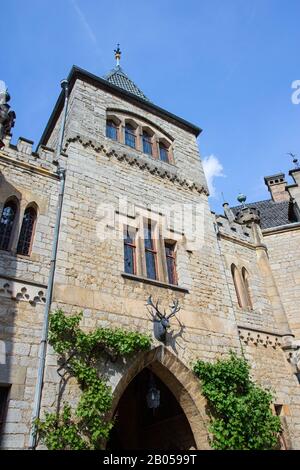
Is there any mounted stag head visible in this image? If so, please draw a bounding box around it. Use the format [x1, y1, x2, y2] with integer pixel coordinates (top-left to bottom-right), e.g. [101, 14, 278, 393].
[146, 295, 181, 343]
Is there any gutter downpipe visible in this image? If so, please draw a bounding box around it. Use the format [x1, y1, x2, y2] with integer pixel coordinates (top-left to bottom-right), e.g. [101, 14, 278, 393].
[28, 79, 69, 449]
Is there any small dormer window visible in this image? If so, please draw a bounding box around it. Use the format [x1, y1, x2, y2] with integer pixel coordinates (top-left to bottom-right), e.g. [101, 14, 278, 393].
[142, 131, 152, 155]
[159, 142, 169, 163]
[106, 119, 118, 141]
[125, 123, 136, 148]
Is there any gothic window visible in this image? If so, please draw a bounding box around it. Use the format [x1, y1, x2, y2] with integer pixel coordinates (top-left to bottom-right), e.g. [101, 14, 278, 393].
[144, 222, 157, 280]
[124, 226, 137, 275]
[231, 264, 253, 310]
[231, 264, 244, 308]
[0, 200, 18, 251]
[106, 119, 118, 141]
[242, 267, 253, 310]
[159, 142, 169, 163]
[142, 131, 152, 155]
[125, 123, 136, 148]
[17, 206, 37, 256]
[165, 242, 177, 285]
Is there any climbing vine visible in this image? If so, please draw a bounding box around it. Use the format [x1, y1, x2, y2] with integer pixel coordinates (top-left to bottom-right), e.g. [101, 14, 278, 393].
[193, 352, 281, 450]
[34, 309, 151, 450]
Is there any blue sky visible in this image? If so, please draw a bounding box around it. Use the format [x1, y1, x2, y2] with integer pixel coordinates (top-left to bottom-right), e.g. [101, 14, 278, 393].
[2, 0, 300, 212]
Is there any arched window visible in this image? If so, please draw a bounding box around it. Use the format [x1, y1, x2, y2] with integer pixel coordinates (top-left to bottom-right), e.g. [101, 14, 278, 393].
[231, 264, 244, 308]
[142, 131, 152, 155]
[242, 267, 253, 310]
[17, 206, 37, 256]
[0, 200, 18, 251]
[159, 142, 169, 163]
[106, 119, 118, 141]
[125, 123, 136, 148]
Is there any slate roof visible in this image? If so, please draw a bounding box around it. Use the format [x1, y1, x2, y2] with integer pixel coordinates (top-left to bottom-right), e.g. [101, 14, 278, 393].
[231, 199, 296, 229]
[103, 65, 150, 102]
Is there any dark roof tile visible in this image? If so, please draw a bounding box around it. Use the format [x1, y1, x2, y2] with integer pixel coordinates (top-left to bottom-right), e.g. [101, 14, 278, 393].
[103, 65, 150, 102]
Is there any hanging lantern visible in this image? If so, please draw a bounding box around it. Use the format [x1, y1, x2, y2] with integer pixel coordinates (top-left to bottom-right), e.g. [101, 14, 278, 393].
[146, 374, 160, 409]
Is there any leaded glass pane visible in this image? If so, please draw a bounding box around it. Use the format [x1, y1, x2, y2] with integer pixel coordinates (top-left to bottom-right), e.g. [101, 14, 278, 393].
[106, 121, 118, 140]
[146, 251, 157, 280]
[17, 207, 36, 256]
[0, 203, 17, 251]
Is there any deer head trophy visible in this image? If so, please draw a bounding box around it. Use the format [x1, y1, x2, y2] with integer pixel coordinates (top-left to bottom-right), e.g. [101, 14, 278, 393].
[146, 295, 181, 343]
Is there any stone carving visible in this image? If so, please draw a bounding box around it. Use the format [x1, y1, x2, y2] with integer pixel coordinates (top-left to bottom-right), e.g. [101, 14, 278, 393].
[238, 328, 282, 349]
[0, 277, 46, 305]
[282, 336, 300, 375]
[0, 82, 16, 149]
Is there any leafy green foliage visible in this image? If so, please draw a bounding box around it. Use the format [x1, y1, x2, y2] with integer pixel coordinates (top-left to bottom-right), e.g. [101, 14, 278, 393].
[193, 352, 281, 450]
[35, 309, 151, 450]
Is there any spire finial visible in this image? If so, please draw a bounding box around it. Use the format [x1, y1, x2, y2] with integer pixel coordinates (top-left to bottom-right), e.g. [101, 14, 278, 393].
[237, 192, 247, 208]
[287, 152, 300, 169]
[114, 43, 121, 67]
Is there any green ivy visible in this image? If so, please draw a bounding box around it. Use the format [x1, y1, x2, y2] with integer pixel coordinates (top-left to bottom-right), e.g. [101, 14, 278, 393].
[193, 352, 281, 450]
[34, 309, 151, 450]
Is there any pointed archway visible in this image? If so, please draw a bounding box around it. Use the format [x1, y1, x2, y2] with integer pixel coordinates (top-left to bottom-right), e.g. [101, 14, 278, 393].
[108, 347, 210, 450]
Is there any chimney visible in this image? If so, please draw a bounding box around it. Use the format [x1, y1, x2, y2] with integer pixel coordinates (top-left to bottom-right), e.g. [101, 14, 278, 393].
[264, 173, 290, 202]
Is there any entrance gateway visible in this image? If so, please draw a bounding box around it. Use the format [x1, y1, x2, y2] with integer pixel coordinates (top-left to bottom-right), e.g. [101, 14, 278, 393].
[107, 347, 210, 450]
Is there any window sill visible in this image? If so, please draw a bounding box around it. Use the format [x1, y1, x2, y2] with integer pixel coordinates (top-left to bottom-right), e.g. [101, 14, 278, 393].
[0, 249, 38, 261]
[121, 272, 189, 293]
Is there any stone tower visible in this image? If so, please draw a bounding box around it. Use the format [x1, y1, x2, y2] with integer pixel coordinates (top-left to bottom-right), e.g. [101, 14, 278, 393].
[0, 51, 300, 449]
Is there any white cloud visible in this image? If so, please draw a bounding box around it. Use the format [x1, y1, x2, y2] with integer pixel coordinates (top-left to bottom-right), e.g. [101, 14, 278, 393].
[202, 154, 225, 197]
[70, 0, 97, 45]
[0, 81, 7, 93]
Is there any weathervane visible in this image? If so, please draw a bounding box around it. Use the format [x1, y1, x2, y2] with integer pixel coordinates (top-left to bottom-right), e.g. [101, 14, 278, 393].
[287, 152, 300, 169]
[114, 44, 121, 66]
[146, 296, 181, 343]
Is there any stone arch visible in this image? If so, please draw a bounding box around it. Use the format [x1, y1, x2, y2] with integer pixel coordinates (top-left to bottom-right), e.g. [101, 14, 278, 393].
[110, 346, 211, 450]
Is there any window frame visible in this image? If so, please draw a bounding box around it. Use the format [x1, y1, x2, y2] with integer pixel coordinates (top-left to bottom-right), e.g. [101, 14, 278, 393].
[106, 119, 119, 141]
[144, 221, 158, 281]
[124, 123, 136, 149]
[142, 130, 153, 156]
[159, 142, 170, 163]
[16, 205, 37, 257]
[124, 226, 137, 275]
[231, 264, 243, 308]
[164, 241, 177, 285]
[241, 267, 253, 310]
[0, 198, 18, 252]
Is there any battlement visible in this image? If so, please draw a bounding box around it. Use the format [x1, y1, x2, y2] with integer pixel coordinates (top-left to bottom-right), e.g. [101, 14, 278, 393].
[0, 134, 67, 176]
[214, 213, 255, 244]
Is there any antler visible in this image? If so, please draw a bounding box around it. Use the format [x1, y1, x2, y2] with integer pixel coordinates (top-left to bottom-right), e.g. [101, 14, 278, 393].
[146, 295, 163, 320]
[166, 299, 181, 319]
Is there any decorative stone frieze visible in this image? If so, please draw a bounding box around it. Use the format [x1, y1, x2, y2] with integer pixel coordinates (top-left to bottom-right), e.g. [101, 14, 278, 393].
[64, 135, 208, 195]
[238, 328, 282, 349]
[0, 277, 46, 305]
